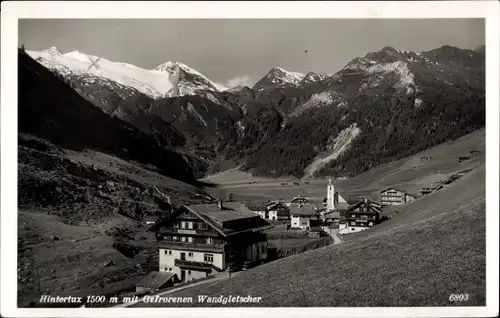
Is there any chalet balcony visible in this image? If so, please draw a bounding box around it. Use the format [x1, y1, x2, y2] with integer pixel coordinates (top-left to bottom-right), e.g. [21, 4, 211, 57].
[159, 241, 225, 253]
[174, 259, 223, 272]
[158, 227, 217, 237]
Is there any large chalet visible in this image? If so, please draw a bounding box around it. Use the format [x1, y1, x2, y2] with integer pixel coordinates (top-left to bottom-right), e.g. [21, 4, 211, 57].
[380, 187, 416, 206]
[339, 199, 383, 235]
[151, 200, 272, 282]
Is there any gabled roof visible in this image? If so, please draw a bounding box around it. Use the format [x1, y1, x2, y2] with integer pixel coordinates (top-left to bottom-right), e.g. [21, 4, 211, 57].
[291, 196, 309, 203]
[380, 187, 417, 197]
[346, 201, 382, 214]
[186, 202, 258, 222]
[135, 271, 177, 289]
[267, 202, 289, 211]
[184, 202, 272, 237]
[290, 204, 317, 216]
[152, 202, 273, 237]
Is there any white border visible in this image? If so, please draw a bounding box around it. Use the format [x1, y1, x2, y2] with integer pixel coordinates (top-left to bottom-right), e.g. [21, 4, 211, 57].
[1, 1, 499, 318]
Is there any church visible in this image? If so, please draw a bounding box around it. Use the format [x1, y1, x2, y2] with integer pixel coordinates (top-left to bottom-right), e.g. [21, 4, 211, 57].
[325, 179, 349, 212]
[320, 179, 350, 225]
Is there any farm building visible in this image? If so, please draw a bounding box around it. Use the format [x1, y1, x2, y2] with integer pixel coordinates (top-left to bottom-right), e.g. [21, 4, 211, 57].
[320, 209, 347, 225]
[307, 226, 323, 238]
[287, 196, 310, 206]
[267, 202, 290, 221]
[290, 204, 320, 230]
[151, 200, 272, 282]
[420, 184, 444, 196]
[247, 202, 290, 221]
[458, 156, 470, 163]
[246, 204, 268, 219]
[339, 199, 382, 235]
[135, 271, 178, 293]
[380, 187, 416, 206]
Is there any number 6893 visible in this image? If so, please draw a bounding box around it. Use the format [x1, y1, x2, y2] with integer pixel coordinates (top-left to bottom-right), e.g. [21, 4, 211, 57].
[449, 294, 469, 302]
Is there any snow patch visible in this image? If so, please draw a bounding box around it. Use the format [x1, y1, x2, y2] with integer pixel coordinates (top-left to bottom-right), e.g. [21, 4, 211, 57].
[366, 61, 416, 94]
[291, 92, 343, 116]
[186, 102, 208, 127]
[414, 98, 423, 108]
[304, 123, 362, 177]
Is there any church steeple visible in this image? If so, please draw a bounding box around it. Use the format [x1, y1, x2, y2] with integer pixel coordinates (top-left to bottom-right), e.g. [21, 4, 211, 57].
[327, 179, 336, 211]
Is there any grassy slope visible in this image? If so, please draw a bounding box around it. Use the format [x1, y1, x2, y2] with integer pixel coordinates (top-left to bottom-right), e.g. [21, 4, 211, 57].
[142, 162, 485, 307]
[18, 211, 141, 307]
[203, 128, 485, 204]
[17, 137, 207, 307]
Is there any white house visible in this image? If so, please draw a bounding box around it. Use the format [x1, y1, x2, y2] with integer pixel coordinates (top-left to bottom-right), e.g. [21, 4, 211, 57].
[152, 201, 272, 282]
[290, 204, 318, 230]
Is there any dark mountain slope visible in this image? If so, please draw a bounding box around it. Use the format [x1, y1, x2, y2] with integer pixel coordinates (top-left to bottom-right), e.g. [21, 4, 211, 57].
[239, 46, 485, 178]
[27, 45, 486, 180]
[18, 49, 195, 183]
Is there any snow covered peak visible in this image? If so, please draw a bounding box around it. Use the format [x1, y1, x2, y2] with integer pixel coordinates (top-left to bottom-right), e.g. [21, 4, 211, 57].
[43, 46, 62, 55]
[253, 66, 306, 91]
[301, 72, 329, 84]
[26, 48, 227, 99]
[154, 61, 176, 72]
[270, 67, 304, 80]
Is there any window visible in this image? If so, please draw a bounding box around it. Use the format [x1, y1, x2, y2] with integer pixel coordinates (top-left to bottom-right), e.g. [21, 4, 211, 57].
[188, 270, 191, 275]
[188, 252, 193, 257]
[181, 221, 186, 229]
[350, 221, 356, 226]
[207, 238, 213, 244]
[351, 228, 355, 230]
[169, 267, 172, 271]
[181, 236, 187, 242]
[169, 250, 172, 255]
[188, 222, 193, 229]
[188, 236, 193, 243]
[164, 267, 169, 271]
[173, 236, 178, 241]
[369, 222, 373, 226]
[164, 250, 168, 255]
[204, 254, 214, 262]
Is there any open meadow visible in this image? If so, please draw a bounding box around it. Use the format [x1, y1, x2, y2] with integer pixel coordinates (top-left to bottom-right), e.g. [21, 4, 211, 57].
[202, 128, 485, 206]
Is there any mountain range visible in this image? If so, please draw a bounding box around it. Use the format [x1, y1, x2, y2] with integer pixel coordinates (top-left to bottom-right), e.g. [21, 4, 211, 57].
[24, 44, 485, 180]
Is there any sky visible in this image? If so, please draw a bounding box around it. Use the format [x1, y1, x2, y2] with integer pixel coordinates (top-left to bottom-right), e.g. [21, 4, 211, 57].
[19, 19, 485, 88]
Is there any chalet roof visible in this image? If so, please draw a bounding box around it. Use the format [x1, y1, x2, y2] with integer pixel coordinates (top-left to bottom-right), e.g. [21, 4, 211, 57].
[135, 271, 176, 289]
[246, 204, 267, 212]
[291, 196, 309, 203]
[380, 187, 417, 197]
[186, 202, 258, 222]
[324, 211, 341, 218]
[309, 226, 323, 232]
[346, 201, 382, 214]
[290, 204, 317, 216]
[184, 202, 273, 237]
[267, 202, 289, 211]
